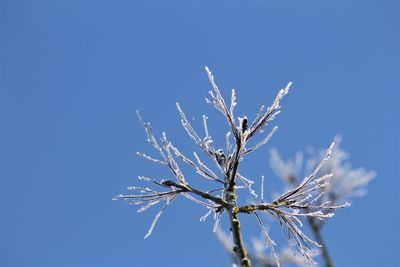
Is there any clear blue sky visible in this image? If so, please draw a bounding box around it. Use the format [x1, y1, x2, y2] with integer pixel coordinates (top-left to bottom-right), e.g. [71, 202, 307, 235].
[1, 0, 399, 266]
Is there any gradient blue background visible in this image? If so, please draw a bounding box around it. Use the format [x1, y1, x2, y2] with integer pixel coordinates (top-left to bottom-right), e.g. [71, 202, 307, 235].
[1, 0, 399, 266]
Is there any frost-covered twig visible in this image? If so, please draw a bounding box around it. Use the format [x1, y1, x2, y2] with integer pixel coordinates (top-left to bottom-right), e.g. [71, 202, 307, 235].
[239, 143, 349, 266]
[205, 66, 239, 141]
[246, 82, 292, 141]
[270, 136, 375, 210]
[268, 137, 375, 266]
[114, 176, 230, 238]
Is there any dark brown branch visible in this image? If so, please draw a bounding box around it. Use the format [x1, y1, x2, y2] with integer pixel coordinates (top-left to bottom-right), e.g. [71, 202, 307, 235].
[308, 216, 334, 267]
[228, 139, 242, 189]
[161, 180, 230, 208]
[238, 204, 272, 213]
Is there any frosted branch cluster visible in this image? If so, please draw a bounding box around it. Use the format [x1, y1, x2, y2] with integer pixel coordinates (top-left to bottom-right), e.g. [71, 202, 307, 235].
[114, 67, 363, 267]
[270, 136, 376, 209]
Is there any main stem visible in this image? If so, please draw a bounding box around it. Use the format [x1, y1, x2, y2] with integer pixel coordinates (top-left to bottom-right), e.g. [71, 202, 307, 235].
[227, 137, 252, 267]
[227, 187, 251, 267]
